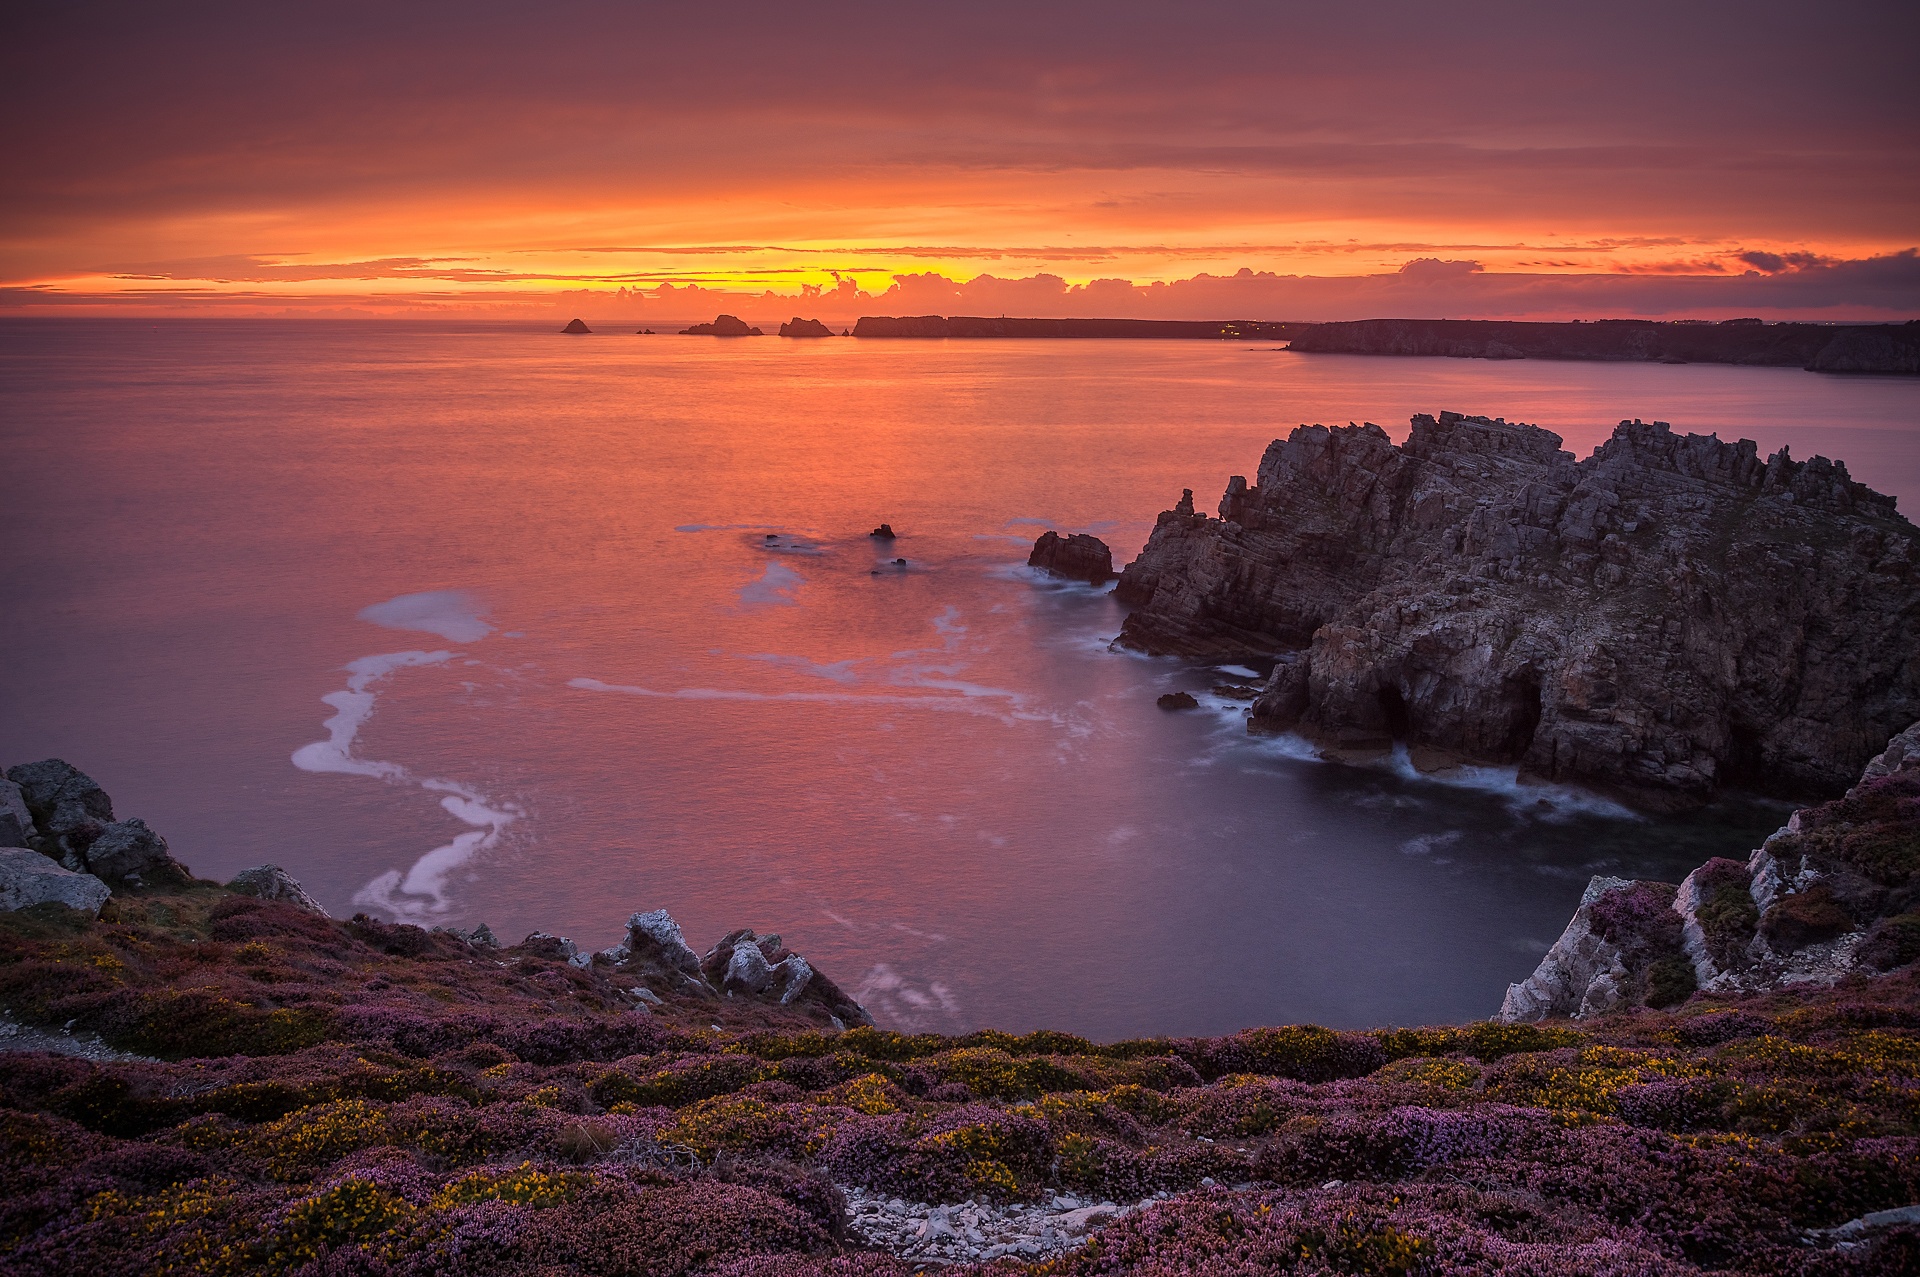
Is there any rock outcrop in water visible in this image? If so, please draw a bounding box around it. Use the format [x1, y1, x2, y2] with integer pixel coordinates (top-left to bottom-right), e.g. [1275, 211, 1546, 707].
[561, 318, 591, 334]
[1116, 412, 1920, 801]
[1502, 719, 1920, 1020]
[681, 313, 762, 336]
[1027, 531, 1113, 583]
[779, 317, 834, 337]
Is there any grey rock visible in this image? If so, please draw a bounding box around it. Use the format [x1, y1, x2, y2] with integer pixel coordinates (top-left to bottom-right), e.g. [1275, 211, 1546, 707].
[1499, 876, 1632, 1021]
[227, 864, 329, 915]
[1117, 413, 1920, 800]
[0, 847, 111, 916]
[82, 818, 174, 883]
[0, 780, 31, 848]
[6, 759, 113, 856]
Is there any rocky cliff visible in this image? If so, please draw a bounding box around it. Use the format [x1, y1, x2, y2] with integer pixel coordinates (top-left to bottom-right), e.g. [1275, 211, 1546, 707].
[1116, 411, 1920, 800]
[1286, 318, 1920, 375]
[1502, 719, 1920, 1021]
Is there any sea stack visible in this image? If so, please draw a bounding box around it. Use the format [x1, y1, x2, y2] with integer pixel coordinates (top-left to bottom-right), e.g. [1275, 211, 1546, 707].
[780, 317, 834, 337]
[1116, 411, 1920, 801]
[1028, 530, 1114, 584]
[561, 318, 591, 334]
[681, 314, 762, 336]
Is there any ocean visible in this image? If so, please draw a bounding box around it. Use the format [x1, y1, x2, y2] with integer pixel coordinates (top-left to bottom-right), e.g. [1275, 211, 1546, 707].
[4, 318, 1917, 1038]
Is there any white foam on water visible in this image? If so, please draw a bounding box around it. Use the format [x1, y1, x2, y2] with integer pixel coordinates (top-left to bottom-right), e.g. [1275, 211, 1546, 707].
[1379, 743, 1642, 821]
[294, 614, 520, 924]
[744, 653, 864, 683]
[855, 962, 962, 1031]
[740, 561, 804, 607]
[567, 676, 1046, 724]
[1216, 664, 1262, 680]
[358, 590, 493, 643]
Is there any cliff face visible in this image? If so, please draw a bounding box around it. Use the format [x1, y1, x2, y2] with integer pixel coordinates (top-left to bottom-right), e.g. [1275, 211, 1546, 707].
[1117, 412, 1920, 799]
[1286, 318, 1920, 375]
[1502, 720, 1920, 1021]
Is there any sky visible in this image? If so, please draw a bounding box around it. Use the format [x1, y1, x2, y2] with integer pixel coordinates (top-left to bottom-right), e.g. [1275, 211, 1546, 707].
[3, 1, 1917, 322]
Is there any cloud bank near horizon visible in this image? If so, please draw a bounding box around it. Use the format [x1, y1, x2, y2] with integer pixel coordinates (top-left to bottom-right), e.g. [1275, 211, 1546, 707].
[3, 2, 1915, 319]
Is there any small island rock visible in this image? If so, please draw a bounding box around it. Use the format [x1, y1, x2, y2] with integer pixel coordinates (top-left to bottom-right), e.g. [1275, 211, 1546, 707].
[561, 318, 591, 334]
[1157, 692, 1199, 711]
[1028, 531, 1114, 583]
[779, 317, 834, 337]
[871, 524, 896, 539]
[681, 314, 763, 337]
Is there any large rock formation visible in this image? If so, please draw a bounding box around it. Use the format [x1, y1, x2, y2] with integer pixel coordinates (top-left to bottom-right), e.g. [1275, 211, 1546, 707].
[1028, 530, 1114, 583]
[779, 317, 833, 337]
[1117, 412, 1920, 800]
[1502, 719, 1920, 1020]
[0, 847, 110, 917]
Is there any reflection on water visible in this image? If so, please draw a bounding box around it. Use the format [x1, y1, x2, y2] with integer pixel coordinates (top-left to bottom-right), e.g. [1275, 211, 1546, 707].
[1, 320, 1909, 1037]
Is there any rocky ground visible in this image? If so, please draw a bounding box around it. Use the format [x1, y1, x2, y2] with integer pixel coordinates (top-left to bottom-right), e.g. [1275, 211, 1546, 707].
[1113, 412, 1920, 802]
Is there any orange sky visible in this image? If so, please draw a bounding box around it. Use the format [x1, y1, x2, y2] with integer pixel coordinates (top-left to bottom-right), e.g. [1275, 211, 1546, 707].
[4, 2, 1916, 320]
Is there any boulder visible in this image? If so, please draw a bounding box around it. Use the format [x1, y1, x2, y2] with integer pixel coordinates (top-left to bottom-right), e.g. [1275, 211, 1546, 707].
[680, 314, 762, 337]
[0, 780, 32, 848]
[1027, 531, 1114, 584]
[80, 818, 176, 884]
[870, 524, 897, 540]
[6, 759, 113, 856]
[228, 865, 329, 915]
[1156, 692, 1199, 711]
[561, 318, 591, 334]
[0, 847, 110, 917]
[779, 317, 834, 337]
[1118, 413, 1920, 800]
[606, 908, 713, 995]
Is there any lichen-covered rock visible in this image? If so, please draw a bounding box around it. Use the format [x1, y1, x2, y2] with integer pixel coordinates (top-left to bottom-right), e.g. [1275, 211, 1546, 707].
[6, 757, 114, 858]
[0, 845, 110, 916]
[1028, 531, 1114, 584]
[1116, 413, 1920, 800]
[80, 818, 177, 884]
[0, 779, 32, 848]
[227, 864, 329, 915]
[612, 907, 713, 995]
[703, 928, 870, 1023]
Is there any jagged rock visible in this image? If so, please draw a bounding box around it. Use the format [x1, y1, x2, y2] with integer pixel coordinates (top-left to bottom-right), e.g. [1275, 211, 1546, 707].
[680, 314, 762, 336]
[6, 759, 113, 858]
[1156, 692, 1199, 711]
[779, 317, 833, 337]
[1027, 531, 1113, 584]
[870, 524, 896, 539]
[80, 818, 177, 884]
[0, 781, 31, 848]
[227, 865, 328, 915]
[699, 927, 870, 1022]
[561, 318, 591, 334]
[1117, 412, 1920, 800]
[1499, 876, 1633, 1021]
[604, 908, 713, 995]
[0, 847, 110, 917]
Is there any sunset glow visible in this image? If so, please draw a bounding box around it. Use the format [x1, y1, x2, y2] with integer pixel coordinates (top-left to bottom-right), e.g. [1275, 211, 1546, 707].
[5, 2, 1916, 321]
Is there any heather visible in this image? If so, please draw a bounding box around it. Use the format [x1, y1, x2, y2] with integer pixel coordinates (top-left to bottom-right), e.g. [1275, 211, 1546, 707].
[3, 888, 1919, 1273]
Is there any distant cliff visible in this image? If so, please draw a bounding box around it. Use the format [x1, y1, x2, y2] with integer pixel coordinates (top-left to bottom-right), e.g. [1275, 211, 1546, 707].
[1286, 318, 1920, 374]
[1116, 411, 1920, 801]
[852, 316, 1305, 340]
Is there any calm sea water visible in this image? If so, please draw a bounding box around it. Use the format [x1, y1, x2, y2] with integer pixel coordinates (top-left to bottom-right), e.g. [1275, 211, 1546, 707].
[5, 319, 1918, 1038]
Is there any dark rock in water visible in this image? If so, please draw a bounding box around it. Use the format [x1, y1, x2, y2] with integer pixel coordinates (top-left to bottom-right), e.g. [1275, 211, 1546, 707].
[562, 318, 591, 334]
[681, 314, 763, 337]
[1157, 692, 1199, 710]
[893, 557, 906, 566]
[636, 328, 655, 335]
[779, 317, 833, 337]
[1211, 683, 1262, 700]
[1028, 530, 1113, 583]
[0, 780, 31, 848]
[870, 524, 896, 539]
[82, 818, 178, 884]
[228, 864, 328, 915]
[1117, 412, 1920, 800]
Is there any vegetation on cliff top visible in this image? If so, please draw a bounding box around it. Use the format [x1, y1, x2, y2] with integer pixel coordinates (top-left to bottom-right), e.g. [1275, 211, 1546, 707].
[3, 879, 1918, 1274]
